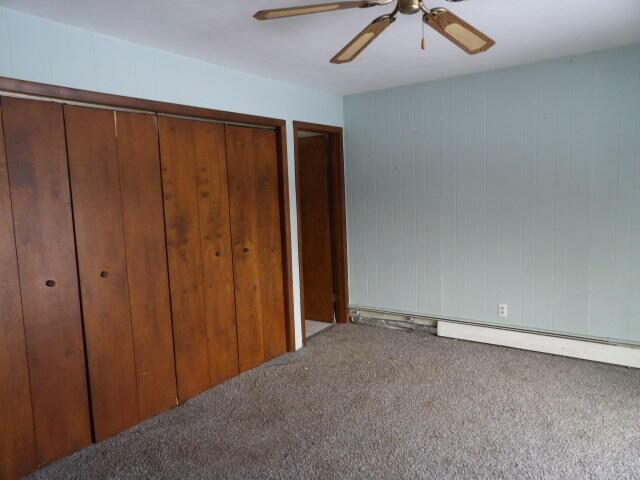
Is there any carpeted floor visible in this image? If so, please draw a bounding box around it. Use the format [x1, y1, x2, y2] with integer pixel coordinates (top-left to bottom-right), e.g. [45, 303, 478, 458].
[28, 324, 640, 480]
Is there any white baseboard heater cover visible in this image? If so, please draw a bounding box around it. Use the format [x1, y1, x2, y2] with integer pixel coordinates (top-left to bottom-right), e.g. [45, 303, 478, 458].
[437, 321, 640, 369]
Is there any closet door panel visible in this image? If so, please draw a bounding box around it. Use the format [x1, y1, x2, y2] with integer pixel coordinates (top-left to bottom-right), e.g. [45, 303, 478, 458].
[2, 97, 92, 464]
[64, 105, 139, 441]
[226, 126, 287, 371]
[116, 112, 178, 419]
[158, 116, 211, 401]
[0, 102, 38, 479]
[194, 122, 239, 386]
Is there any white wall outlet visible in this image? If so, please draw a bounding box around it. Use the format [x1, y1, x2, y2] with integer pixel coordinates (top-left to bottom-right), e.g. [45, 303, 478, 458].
[498, 304, 508, 318]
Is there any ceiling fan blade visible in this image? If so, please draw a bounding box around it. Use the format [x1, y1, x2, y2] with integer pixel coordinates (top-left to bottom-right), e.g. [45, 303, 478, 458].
[330, 15, 395, 64]
[254, 1, 368, 20]
[425, 8, 495, 55]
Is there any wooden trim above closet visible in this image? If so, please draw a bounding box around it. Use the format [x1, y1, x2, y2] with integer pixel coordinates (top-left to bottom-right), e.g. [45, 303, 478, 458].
[0, 76, 296, 355]
[0, 76, 285, 129]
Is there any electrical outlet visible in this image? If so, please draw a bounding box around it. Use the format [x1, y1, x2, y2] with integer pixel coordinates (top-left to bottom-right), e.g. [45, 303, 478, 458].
[498, 304, 508, 318]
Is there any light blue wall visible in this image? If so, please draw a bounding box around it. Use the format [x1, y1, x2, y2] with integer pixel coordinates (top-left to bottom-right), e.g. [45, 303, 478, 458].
[345, 45, 640, 344]
[0, 7, 345, 350]
[0, 8, 342, 125]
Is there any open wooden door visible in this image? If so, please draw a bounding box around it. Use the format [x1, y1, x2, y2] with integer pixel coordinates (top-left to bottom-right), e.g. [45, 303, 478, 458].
[298, 135, 335, 323]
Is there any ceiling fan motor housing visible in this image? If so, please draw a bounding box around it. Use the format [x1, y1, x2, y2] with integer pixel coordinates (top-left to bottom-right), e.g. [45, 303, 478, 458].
[398, 0, 421, 15]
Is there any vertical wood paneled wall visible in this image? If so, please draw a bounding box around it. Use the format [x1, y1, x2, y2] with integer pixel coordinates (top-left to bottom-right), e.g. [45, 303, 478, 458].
[344, 45, 640, 344]
[0, 95, 289, 479]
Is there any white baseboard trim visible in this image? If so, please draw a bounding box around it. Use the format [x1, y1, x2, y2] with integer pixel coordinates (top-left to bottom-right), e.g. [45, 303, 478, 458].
[437, 321, 640, 369]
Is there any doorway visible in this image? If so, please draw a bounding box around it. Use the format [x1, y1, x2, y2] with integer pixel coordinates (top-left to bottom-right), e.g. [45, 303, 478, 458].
[293, 121, 349, 343]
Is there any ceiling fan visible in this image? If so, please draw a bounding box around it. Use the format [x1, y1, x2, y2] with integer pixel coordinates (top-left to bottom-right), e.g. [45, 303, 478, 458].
[254, 0, 494, 64]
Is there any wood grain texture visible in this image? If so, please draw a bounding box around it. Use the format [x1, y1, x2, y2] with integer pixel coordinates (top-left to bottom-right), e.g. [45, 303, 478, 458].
[158, 116, 211, 401]
[64, 105, 139, 441]
[0, 76, 295, 353]
[0, 102, 38, 480]
[275, 125, 297, 352]
[0, 76, 286, 130]
[226, 126, 287, 371]
[115, 111, 178, 419]
[2, 97, 92, 465]
[194, 122, 239, 386]
[299, 135, 335, 323]
[329, 128, 350, 324]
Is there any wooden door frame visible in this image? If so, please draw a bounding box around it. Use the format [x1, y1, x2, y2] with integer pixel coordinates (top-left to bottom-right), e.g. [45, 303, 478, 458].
[0, 76, 297, 353]
[293, 121, 349, 344]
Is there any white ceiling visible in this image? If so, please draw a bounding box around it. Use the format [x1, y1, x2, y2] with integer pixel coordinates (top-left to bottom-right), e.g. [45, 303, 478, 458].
[2, 0, 640, 95]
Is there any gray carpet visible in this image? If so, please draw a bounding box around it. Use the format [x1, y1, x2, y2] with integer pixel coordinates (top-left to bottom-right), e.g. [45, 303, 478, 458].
[28, 324, 640, 480]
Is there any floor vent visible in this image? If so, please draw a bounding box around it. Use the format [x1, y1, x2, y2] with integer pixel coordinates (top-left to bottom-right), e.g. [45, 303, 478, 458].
[351, 309, 437, 335]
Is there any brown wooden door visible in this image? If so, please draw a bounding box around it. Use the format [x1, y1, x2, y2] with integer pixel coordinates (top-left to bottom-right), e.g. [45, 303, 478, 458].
[115, 111, 178, 420]
[299, 135, 335, 323]
[64, 105, 139, 441]
[0, 101, 38, 479]
[192, 120, 240, 387]
[159, 116, 239, 402]
[225, 125, 287, 371]
[1, 97, 92, 465]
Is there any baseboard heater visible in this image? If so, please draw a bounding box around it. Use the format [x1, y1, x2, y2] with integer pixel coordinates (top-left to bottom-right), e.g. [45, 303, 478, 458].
[437, 321, 640, 369]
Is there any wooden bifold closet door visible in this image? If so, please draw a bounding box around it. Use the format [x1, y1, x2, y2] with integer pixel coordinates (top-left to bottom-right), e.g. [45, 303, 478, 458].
[225, 126, 287, 371]
[159, 119, 288, 399]
[64, 106, 177, 441]
[0, 99, 39, 479]
[1, 97, 92, 471]
[0, 91, 289, 479]
[114, 112, 178, 421]
[159, 116, 239, 402]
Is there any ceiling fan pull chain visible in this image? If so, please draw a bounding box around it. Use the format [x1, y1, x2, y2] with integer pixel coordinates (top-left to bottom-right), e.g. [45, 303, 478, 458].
[421, 15, 426, 50]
